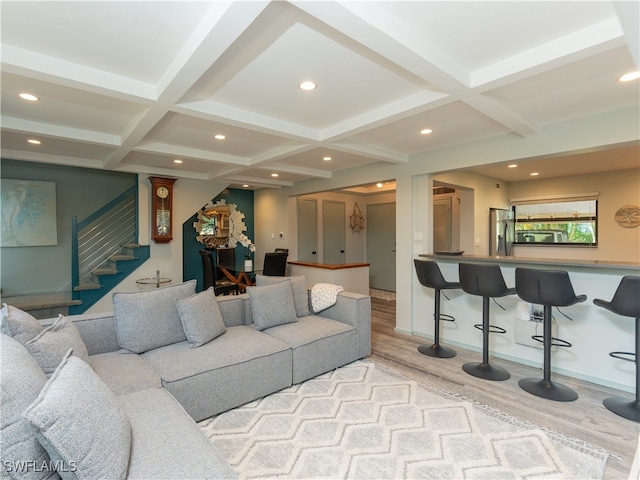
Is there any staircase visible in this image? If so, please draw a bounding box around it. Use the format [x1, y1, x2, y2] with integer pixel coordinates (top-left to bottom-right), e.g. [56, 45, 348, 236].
[70, 185, 149, 314]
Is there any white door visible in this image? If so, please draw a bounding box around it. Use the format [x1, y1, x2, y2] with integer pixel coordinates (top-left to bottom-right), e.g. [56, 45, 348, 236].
[323, 200, 345, 264]
[297, 198, 317, 262]
[367, 202, 396, 292]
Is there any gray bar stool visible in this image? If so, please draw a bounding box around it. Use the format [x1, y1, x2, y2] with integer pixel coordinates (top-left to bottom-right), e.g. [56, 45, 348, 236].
[414, 259, 461, 358]
[458, 263, 515, 380]
[515, 267, 586, 402]
[593, 275, 640, 422]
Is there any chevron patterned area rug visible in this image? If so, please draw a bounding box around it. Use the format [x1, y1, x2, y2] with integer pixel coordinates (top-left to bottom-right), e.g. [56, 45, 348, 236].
[199, 360, 608, 479]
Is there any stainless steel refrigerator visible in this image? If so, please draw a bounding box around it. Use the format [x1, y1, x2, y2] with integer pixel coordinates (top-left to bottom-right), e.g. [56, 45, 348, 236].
[489, 208, 514, 256]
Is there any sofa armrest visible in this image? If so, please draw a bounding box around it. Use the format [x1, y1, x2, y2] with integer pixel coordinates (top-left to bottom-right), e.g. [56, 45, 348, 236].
[317, 292, 371, 358]
[41, 312, 120, 356]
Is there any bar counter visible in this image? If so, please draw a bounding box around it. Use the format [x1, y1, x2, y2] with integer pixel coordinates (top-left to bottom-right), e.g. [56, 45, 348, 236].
[288, 261, 370, 295]
[413, 253, 638, 392]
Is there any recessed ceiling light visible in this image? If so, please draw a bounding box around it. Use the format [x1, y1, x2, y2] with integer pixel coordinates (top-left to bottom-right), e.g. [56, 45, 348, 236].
[299, 81, 317, 91]
[420, 128, 433, 135]
[27, 139, 41, 145]
[376, 182, 383, 188]
[619, 71, 640, 82]
[19, 93, 39, 101]
[323, 156, 332, 161]
[508, 164, 518, 168]
[242, 184, 249, 188]
[271, 173, 279, 177]
[530, 172, 539, 176]
[173, 159, 183, 164]
[214, 134, 226, 140]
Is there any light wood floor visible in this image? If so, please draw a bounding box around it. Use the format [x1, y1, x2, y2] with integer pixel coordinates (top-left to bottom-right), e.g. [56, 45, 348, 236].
[368, 297, 639, 479]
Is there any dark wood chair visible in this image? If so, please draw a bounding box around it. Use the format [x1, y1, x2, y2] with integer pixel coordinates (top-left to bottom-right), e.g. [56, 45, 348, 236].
[199, 250, 238, 296]
[263, 252, 288, 276]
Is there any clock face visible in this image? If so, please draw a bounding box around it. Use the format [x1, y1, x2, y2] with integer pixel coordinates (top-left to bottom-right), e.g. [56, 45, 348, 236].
[157, 186, 170, 199]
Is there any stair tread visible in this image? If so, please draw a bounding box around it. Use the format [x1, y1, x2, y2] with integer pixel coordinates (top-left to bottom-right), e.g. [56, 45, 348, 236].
[74, 283, 101, 291]
[92, 267, 117, 276]
[110, 254, 137, 261]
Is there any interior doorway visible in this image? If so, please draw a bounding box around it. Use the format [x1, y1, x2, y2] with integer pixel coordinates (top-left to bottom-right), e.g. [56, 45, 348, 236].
[297, 198, 317, 262]
[367, 202, 396, 292]
[323, 200, 346, 264]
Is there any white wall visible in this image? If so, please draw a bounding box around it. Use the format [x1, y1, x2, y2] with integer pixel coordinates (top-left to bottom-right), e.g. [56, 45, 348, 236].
[88, 176, 228, 313]
[510, 168, 640, 262]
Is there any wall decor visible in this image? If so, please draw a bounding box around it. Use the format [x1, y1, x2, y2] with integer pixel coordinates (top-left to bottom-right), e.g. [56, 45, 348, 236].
[350, 202, 365, 233]
[614, 204, 640, 228]
[194, 199, 255, 252]
[1, 179, 58, 247]
[149, 176, 176, 243]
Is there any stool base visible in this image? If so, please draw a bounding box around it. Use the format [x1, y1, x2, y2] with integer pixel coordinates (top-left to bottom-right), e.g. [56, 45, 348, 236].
[462, 362, 510, 381]
[519, 378, 578, 402]
[603, 396, 640, 423]
[418, 343, 457, 358]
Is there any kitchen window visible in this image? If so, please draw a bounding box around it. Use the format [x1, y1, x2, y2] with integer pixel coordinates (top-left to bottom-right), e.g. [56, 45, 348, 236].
[511, 194, 598, 246]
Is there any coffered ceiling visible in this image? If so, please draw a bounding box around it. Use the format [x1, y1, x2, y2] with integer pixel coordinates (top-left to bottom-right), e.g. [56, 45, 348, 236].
[1, 1, 638, 189]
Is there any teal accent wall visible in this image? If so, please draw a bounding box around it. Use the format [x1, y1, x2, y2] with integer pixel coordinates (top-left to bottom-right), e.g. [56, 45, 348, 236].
[182, 188, 255, 292]
[1, 159, 137, 295]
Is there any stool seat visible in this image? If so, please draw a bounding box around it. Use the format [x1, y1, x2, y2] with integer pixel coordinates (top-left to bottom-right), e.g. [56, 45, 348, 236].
[459, 263, 515, 381]
[515, 268, 586, 402]
[414, 259, 461, 358]
[593, 275, 640, 423]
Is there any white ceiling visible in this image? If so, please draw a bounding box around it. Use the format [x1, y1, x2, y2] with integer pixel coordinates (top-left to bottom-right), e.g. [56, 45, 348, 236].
[1, 1, 638, 189]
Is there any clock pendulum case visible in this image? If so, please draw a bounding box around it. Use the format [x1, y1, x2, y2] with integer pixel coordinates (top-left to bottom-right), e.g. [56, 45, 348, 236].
[148, 176, 177, 243]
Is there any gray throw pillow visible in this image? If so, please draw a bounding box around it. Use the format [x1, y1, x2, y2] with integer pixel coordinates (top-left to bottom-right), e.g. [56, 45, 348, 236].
[0, 334, 53, 480]
[112, 280, 196, 353]
[255, 274, 310, 317]
[25, 315, 89, 377]
[247, 280, 297, 331]
[23, 351, 131, 480]
[176, 287, 226, 348]
[1, 304, 43, 345]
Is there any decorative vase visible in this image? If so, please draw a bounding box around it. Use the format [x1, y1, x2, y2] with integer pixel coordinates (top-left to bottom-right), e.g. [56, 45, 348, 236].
[244, 259, 253, 271]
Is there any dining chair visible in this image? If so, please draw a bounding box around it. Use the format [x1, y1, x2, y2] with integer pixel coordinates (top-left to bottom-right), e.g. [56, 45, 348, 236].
[199, 250, 238, 296]
[263, 252, 288, 276]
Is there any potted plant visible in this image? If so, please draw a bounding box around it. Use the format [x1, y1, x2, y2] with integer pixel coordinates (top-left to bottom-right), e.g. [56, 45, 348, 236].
[244, 252, 253, 271]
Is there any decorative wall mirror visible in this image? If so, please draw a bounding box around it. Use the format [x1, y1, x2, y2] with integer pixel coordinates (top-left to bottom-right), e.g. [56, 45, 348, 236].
[194, 199, 255, 252]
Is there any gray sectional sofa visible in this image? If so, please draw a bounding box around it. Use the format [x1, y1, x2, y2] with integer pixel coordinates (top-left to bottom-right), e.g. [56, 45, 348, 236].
[1, 275, 371, 479]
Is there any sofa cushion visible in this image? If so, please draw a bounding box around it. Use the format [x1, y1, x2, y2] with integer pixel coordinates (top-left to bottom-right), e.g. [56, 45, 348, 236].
[264, 315, 358, 384]
[0, 334, 53, 480]
[90, 350, 161, 396]
[25, 315, 89, 376]
[176, 287, 226, 348]
[1, 304, 43, 345]
[117, 388, 237, 479]
[112, 280, 195, 353]
[247, 280, 297, 330]
[256, 274, 310, 317]
[23, 351, 131, 480]
[142, 326, 292, 420]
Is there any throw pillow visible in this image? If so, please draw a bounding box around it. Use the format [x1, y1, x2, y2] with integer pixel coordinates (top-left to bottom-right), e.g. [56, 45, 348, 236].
[112, 279, 196, 353]
[1, 334, 53, 480]
[176, 287, 226, 348]
[255, 274, 310, 317]
[23, 350, 131, 480]
[25, 315, 89, 377]
[1, 304, 43, 345]
[247, 280, 297, 331]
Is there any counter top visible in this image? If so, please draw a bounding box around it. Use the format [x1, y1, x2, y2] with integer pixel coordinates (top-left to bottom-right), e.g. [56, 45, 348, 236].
[288, 260, 370, 270]
[419, 253, 640, 271]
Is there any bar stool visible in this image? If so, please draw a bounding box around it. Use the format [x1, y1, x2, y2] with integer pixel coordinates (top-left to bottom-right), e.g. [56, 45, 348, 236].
[458, 263, 515, 380]
[593, 276, 640, 422]
[414, 259, 461, 358]
[515, 268, 586, 402]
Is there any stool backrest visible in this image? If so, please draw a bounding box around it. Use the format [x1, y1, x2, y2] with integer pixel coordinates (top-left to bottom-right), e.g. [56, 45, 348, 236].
[515, 268, 582, 307]
[605, 275, 640, 318]
[414, 259, 446, 289]
[459, 263, 511, 297]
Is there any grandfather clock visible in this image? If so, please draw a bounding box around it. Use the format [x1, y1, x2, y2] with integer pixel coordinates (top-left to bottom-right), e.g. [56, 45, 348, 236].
[149, 176, 176, 243]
